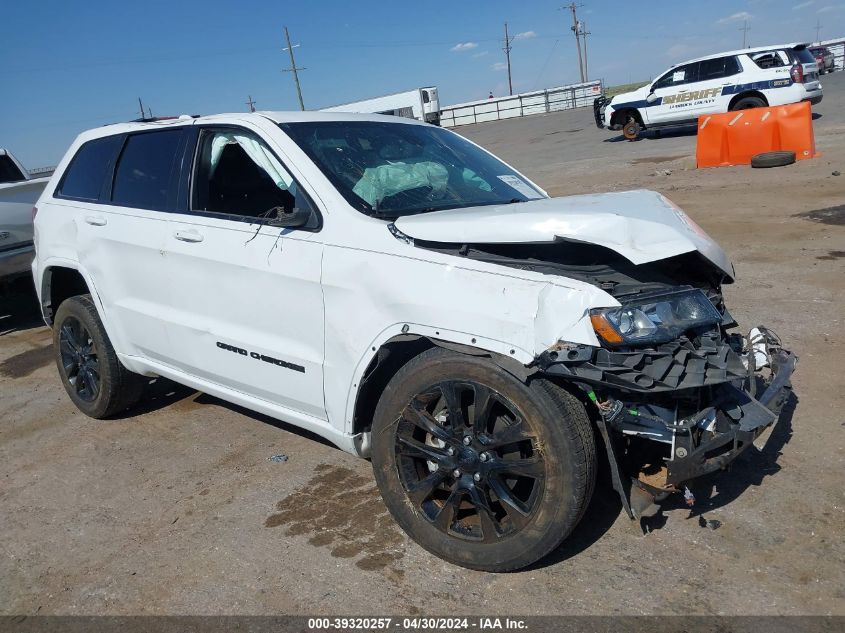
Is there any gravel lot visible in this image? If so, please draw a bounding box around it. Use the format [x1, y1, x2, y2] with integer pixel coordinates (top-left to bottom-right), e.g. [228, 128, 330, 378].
[2, 73, 844, 616]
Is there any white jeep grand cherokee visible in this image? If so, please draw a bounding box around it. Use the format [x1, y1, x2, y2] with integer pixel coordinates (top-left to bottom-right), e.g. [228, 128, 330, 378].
[32, 112, 795, 571]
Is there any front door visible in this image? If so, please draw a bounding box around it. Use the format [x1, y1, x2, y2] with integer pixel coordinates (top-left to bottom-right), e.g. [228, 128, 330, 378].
[159, 125, 327, 419]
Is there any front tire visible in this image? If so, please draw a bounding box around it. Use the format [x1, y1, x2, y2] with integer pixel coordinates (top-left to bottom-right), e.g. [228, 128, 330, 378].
[622, 117, 641, 141]
[53, 294, 145, 418]
[371, 348, 596, 571]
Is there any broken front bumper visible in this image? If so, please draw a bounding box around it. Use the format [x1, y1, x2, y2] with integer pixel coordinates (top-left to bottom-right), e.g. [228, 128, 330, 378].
[537, 328, 796, 518]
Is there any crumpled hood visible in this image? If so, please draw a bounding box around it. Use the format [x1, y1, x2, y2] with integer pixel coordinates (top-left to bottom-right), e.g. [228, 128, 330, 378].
[393, 189, 734, 280]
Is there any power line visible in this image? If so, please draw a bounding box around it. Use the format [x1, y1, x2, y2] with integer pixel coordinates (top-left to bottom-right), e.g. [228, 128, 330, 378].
[502, 22, 515, 96]
[282, 26, 306, 111]
[739, 20, 751, 48]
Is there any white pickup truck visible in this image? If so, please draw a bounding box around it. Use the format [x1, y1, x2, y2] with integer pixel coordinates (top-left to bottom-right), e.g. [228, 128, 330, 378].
[1, 149, 50, 285]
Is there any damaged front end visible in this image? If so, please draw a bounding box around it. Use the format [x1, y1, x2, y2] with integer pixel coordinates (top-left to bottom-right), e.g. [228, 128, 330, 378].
[537, 314, 796, 521]
[416, 238, 796, 522]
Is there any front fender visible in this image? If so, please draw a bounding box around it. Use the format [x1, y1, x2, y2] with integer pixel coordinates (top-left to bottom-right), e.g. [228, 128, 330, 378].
[322, 246, 616, 435]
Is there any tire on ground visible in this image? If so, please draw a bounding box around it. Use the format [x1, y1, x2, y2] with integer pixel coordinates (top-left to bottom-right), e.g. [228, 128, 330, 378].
[370, 347, 596, 572]
[751, 151, 796, 168]
[52, 294, 145, 418]
[730, 95, 766, 110]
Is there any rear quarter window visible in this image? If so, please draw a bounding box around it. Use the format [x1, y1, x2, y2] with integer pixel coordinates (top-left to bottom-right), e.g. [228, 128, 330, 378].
[56, 135, 123, 201]
[111, 130, 183, 211]
[792, 48, 817, 64]
[0, 155, 26, 183]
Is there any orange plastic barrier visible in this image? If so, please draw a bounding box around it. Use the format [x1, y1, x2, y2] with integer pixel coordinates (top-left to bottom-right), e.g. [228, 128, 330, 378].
[696, 101, 818, 168]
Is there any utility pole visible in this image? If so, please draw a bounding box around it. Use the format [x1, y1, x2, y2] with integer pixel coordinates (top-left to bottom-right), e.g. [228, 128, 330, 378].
[246, 95, 257, 112]
[138, 97, 146, 119]
[283, 26, 306, 111]
[502, 22, 514, 96]
[564, 3, 585, 83]
[581, 21, 591, 81]
[739, 20, 750, 48]
[814, 19, 822, 43]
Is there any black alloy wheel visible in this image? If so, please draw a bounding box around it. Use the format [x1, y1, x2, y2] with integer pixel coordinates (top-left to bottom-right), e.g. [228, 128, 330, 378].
[58, 316, 101, 402]
[394, 381, 543, 542]
[370, 348, 596, 571]
[52, 294, 145, 418]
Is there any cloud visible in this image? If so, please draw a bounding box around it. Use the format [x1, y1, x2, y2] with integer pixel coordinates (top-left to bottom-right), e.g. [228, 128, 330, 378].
[817, 4, 844, 12]
[717, 11, 753, 23]
[514, 31, 537, 40]
[450, 42, 478, 52]
[793, 1, 814, 8]
[491, 62, 509, 71]
[472, 50, 489, 58]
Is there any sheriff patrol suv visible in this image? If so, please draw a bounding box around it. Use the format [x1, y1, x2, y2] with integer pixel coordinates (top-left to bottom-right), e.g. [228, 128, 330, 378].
[595, 43, 822, 140]
[33, 112, 795, 572]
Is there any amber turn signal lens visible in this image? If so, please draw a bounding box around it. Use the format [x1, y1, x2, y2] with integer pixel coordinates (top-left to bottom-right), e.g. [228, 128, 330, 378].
[590, 312, 624, 345]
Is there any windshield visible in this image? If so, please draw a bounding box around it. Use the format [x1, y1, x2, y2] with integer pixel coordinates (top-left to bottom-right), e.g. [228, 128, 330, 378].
[279, 121, 545, 218]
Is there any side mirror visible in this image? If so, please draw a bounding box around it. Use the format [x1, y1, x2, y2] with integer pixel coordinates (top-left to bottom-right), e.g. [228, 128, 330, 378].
[269, 205, 312, 228]
[646, 91, 659, 103]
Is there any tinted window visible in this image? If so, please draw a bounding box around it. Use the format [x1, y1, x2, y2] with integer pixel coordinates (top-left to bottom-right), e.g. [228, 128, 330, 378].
[654, 63, 699, 89]
[192, 128, 308, 221]
[792, 47, 816, 64]
[0, 155, 25, 183]
[112, 130, 182, 210]
[699, 56, 741, 80]
[57, 136, 122, 200]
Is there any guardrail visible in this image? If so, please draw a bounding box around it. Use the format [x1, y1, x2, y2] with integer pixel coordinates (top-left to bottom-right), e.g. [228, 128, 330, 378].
[439, 80, 603, 128]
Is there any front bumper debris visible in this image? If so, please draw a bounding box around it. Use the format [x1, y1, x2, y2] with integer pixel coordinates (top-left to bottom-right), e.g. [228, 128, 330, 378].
[540, 327, 796, 520]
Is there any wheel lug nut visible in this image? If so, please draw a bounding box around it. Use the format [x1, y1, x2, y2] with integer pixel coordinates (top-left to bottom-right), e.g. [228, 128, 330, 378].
[447, 447, 455, 456]
[452, 469, 461, 478]
[473, 473, 481, 482]
[479, 452, 489, 462]
[463, 436, 472, 445]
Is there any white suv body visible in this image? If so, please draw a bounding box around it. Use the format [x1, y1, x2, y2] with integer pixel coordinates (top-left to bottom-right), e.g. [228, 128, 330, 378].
[595, 43, 822, 138]
[32, 112, 794, 571]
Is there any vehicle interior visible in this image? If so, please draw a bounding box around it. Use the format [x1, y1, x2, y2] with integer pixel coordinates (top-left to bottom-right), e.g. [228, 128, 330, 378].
[193, 135, 295, 218]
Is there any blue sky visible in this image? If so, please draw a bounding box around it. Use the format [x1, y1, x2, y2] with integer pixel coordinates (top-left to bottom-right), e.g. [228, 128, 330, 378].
[1, 0, 842, 167]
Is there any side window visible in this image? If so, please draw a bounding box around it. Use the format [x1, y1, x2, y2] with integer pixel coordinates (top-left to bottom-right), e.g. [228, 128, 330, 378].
[654, 63, 699, 89]
[751, 50, 788, 69]
[699, 57, 740, 81]
[191, 128, 311, 221]
[56, 136, 123, 201]
[112, 130, 183, 211]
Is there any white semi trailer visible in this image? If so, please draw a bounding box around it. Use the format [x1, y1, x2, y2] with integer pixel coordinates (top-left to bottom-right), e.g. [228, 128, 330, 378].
[320, 87, 441, 124]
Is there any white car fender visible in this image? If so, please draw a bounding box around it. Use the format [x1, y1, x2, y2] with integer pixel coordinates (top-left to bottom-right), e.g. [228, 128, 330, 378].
[327, 247, 618, 437]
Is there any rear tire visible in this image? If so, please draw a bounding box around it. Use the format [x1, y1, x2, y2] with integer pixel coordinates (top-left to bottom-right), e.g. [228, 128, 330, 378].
[370, 348, 596, 571]
[731, 95, 766, 110]
[751, 151, 796, 168]
[53, 294, 145, 418]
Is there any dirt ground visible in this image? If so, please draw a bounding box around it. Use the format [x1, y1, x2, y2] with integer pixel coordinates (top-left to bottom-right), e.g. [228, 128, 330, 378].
[2, 74, 844, 616]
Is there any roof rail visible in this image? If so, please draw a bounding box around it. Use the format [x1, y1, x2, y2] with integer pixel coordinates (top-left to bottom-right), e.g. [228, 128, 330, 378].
[129, 114, 201, 123]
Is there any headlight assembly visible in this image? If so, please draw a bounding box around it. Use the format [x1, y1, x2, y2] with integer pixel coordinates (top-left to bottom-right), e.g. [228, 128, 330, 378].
[590, 288, 722, 347]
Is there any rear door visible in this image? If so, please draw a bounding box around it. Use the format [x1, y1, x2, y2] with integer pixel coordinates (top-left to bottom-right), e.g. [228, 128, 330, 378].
[154, 124, 327, 419]
[71, 127, 190, 361]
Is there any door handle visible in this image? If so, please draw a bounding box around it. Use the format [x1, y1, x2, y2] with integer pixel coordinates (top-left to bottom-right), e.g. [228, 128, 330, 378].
[84, 216, 107, 226]
[173, 230, 204, 243]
